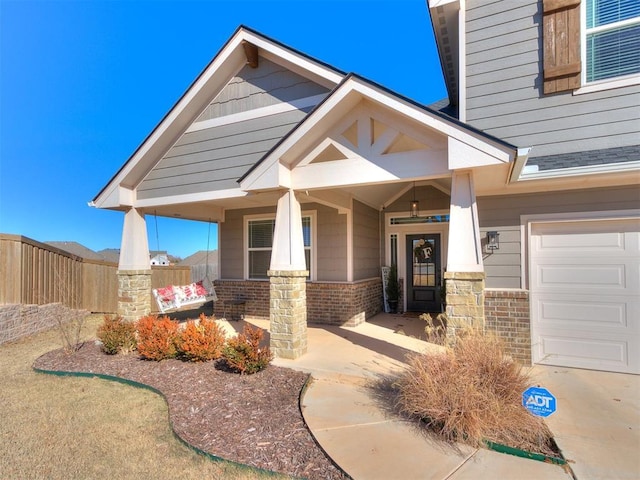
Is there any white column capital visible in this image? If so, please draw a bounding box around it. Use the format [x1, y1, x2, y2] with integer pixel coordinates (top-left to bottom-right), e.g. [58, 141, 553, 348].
[447, 171, 483, 272]
[270, 189, 307, 271]
[118, 207, 150, 271]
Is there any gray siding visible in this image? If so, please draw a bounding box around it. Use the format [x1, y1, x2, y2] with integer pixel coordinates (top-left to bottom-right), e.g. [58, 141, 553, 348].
[197, 58, 329, 121]
[315, 204, 348, 281]
[137, 109, 307, 199]
[353, 200, 380, 281]
[478, 185, 640, 288]
[465, 1, 640, 159]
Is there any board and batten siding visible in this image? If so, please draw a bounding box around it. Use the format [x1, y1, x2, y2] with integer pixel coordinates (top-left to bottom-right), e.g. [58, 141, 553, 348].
[478, 185, 640, 288]
[353, 200, 381, 281]
[465, 0, 640, 158]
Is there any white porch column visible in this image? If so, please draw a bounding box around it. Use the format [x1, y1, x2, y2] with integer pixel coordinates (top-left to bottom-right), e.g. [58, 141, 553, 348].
[447, 170, 482, 273]
[270, 189, 307, 271]
[117, 207, 152, 321]
[445, 171, 485, 330]
[269, 189, 308, 359]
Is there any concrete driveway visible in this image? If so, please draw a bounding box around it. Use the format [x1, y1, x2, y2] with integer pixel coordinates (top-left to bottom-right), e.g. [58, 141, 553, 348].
[241, 313, 640, 479]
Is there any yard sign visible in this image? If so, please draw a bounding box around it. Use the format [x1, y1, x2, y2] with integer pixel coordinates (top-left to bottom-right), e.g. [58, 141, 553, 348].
[522, 386, 557, 417]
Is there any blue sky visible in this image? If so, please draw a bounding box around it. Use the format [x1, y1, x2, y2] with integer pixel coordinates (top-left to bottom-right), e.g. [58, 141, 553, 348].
[0, 0, 446, 259]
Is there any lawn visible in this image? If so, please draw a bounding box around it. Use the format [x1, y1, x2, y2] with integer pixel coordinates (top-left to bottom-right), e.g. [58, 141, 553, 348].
[0, 315, 282, 480]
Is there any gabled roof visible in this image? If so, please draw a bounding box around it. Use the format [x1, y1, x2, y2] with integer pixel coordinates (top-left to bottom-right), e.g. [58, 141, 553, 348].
[240, 73, 518, 192]
[91, 26, 345, 210]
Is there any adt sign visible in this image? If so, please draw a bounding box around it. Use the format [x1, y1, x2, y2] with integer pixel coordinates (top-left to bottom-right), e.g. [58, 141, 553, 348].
[523, 386, 557, 417]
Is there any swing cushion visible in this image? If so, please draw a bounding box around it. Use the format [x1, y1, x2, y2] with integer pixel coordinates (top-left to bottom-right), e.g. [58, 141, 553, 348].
[152, 281, 216, 313]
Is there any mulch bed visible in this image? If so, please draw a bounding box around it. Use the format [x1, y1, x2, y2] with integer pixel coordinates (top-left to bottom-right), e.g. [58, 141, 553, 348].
[33, 341, 348, 480]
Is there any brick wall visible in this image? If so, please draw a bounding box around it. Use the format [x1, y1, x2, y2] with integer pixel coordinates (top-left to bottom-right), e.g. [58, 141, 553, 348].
[484, 289, 531, 365]
[213, 278, 383, 327]
[307, 278, 383, 326]
[0, 303, 87, 345]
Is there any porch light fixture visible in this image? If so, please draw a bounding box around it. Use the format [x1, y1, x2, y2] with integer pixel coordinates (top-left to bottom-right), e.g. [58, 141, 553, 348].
[410, 182, 419, 217]
[486, 231, 500, 251]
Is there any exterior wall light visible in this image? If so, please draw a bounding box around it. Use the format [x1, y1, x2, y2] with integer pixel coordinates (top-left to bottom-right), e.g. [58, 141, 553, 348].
[487, 231, 500, 251]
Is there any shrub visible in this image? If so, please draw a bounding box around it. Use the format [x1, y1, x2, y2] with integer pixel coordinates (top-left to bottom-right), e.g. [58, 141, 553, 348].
[136, 315, 179, 361]
[396, 331, 552, 454]
[176, 313, 225, 362]
[222, 324, 273, 374]
[96, 315, 137, 355]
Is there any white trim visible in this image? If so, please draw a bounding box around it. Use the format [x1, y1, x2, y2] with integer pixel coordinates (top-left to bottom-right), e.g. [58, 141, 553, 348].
[518, 161, 640, 181]
[135, 187, 247, 209]
[574, 73, 640, 95]
[346, 201, 354, 282]
[186, 93, 327, 133]
[243, 210, 317, 281]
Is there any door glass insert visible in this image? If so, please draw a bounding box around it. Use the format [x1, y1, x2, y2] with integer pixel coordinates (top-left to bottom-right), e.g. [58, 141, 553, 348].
[412, 238, 436, 287]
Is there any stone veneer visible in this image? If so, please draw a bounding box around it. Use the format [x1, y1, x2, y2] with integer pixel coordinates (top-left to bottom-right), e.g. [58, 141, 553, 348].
[444, 271, 485, 329]
[268, 270, 308, 359]
[117, 270, 152, 322]
[0, 303, 88, 345]
[484, 289, 531, 365]
[213, 278, 383, 327]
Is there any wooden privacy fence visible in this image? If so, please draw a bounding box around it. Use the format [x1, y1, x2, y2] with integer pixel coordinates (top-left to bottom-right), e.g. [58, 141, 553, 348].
[0, 234, 190, 313]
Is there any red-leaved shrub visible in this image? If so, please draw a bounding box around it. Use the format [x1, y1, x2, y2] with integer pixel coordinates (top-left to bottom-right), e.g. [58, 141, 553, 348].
[135, 315, 179, 361]
[176, 313, 225, 362]
[222, 324, 272, 374]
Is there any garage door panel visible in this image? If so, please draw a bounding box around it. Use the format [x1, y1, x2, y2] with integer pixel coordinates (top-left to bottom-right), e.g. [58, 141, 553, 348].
[538, 231, 626, 252]
[536, 297, 630, 331]
[530, 218, 640, 374]
[535, 334, 633, 373]
[535, 263, 627, 290]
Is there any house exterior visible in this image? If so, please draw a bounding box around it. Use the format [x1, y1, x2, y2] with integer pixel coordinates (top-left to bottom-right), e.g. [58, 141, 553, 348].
[92, 1, 639, 373]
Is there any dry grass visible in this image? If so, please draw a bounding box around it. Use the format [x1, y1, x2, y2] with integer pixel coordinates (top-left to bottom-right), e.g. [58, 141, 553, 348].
[0, 315, 283, 480]
[396, 330, 554, 455]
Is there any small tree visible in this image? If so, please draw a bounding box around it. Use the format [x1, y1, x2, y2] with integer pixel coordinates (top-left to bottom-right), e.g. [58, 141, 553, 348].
[385, 264, 400, 313]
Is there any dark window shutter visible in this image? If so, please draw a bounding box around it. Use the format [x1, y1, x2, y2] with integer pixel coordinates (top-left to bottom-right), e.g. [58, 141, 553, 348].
[543, 0, 582, 94]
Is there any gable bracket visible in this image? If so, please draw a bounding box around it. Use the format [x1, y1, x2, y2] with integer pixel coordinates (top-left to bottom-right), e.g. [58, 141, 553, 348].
[242, 41, 259, 68]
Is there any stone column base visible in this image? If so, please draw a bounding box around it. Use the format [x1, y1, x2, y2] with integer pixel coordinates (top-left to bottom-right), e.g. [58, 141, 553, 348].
[269, 269, 308, 359]
[444, 271, 485, 331]
[117, 270, 152, 322]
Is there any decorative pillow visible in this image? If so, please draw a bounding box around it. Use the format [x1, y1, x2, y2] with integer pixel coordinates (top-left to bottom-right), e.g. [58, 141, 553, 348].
[195, 280, 208, 296]
[156, 286, 175, 302]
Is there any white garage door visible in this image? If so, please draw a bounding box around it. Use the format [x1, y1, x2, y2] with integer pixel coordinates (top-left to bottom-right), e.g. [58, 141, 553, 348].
[530, 218, 640, 374]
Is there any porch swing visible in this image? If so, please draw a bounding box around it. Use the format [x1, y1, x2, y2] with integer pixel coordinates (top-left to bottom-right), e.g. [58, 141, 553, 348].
[151, 215, 218, 314]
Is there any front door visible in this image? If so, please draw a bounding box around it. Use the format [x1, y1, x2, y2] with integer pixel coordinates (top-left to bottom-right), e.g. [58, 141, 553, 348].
[406, 234, 441, 312]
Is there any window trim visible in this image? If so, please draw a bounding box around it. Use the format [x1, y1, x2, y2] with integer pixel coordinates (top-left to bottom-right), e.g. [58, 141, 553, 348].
[244, 211, 316, 281]
[579, 0, 640, 89]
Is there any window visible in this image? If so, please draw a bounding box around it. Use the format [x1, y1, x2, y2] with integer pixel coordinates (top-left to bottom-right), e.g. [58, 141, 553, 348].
[585, 0, 640, 83]
[543, 0, 640, 94]
[246, 216, 313, 279]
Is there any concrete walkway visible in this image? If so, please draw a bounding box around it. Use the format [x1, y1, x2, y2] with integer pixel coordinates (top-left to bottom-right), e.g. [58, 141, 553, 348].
[243, 314, 639, 480]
